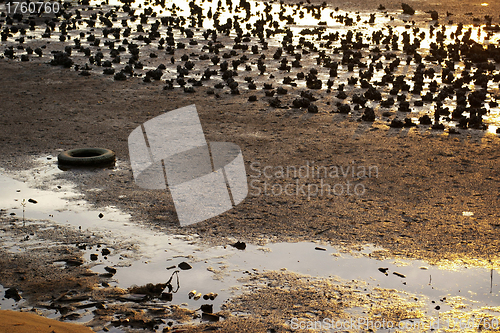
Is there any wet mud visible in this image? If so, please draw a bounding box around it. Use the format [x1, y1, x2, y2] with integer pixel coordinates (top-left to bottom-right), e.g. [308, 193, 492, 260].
[1, 0, 500, 331]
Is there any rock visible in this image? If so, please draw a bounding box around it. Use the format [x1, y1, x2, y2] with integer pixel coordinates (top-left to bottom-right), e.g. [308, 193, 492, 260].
[201, 304, 213, 313]
[393, 271, 406, 278]
[90, 253, 98, 261]
[307, 104, 318, 113]
[64, 257, 84, 266]
[338, 104, 351, 114]
[269, 97, 281, 108]
[402, 3, 415, 15]
[188, 290, 197, 299]
[248, 95, 257, 102]
[419, 115, 432, 125]
[231, 241, 246, 250]
[390, 118, 404, 128]
[100, 273, 114, 278]
[429, 10, 438, 20]
[292, 98, 310, 108]
[306, 79, 322, 89]
[203, 292, 218, 300]
[361, 107, 375, 121]
[50, 52, 73, 68]
[403, 118, 417, 127]
[265, 90, 275, 97]
[28, 198, 37, 204]
[276, 87, 287, 95]
[431, 123, 445, 130]
[145, 68, 163, 80]
[98, 213, 104, 218]
[104, 266, 116, 274]
[178, 262, 192, 270]
[398, 101, 411, 112]
[5, 287, 21, 301]
[101, 248, 111, 256]
[114, 72, 127, 81]
[314, 247, 326, 251]
[202, 313, 219, 322]
[378, 267, 389, 275]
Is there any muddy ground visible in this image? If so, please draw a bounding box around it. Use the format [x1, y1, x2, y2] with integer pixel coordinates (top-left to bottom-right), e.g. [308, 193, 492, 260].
[1, 0, 500, 331]
[1, 58, 499, 265]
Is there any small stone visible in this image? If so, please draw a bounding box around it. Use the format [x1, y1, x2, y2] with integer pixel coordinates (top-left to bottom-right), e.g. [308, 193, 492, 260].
[338, 104, 350, 114]
[104, 266, 116, 274]
[65, 257, 84, 266]
[178, 262, 192, 270]
[5, 288, 21, 301]
[101, 248, 111, 256]
[98, 213, 104, 218]
[393, 271, 406, 278]
[402, 3, 415, 15]
[90, 253, 98, 261]
[361, 107, 375, 121]
[390, 118, 404, 128]
[203, 292, 218, 300]
[201, 304, 213, 313]
[28, 198, 37, 204]
[419, 115, 432, 125]
[378, 267, 389, 275]
[201, 313, 219, 322]
[231, 241, 246, 250]
[307, 104, 318, 113]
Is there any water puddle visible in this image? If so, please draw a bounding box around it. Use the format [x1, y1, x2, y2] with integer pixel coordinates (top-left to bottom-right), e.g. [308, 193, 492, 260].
[1, 163, 500, 331]
[0, 284, 26, 310]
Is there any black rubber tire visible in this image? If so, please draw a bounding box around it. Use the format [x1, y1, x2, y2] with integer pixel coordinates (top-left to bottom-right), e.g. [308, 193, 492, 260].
[58, 148, 116, 166]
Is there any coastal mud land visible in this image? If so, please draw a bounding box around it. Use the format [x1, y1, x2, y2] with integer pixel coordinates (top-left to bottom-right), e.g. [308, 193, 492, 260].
[0, 0, 500, 331]
[1, 60, 499, 265]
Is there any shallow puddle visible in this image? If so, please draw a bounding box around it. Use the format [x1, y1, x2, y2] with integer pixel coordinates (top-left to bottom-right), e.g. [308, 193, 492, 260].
[1, 166, 500, 331]
[0, 284, 26, 311]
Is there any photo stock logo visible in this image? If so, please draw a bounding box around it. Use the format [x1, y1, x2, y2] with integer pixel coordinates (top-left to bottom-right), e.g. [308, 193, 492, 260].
[128, 104, 248, 226]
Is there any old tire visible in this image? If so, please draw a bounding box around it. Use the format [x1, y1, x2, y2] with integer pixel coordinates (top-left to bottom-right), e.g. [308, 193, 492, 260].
[58, 148, 115, 166]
